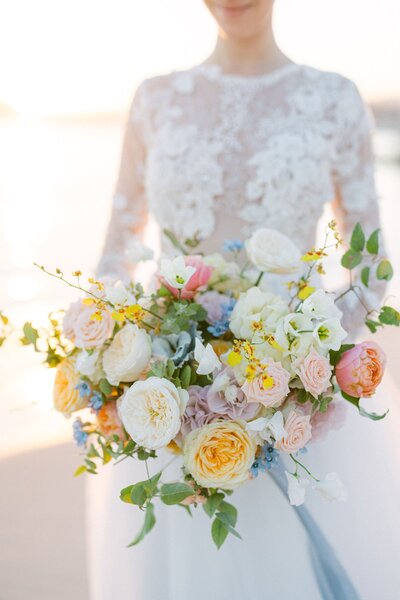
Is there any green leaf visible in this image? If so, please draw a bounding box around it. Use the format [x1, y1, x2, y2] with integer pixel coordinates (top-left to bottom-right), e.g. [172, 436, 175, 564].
[99, 378, 113, 395]
[378, 306, 400, 326]
[365, 319, 381, 334]
[330, 344, 355, 367]
[73, 465, 87, 477]
[120, 485, 135, 504]
[366, 229, 380, 255]
[203, 493, 225, 518]
[341, 249, 362, 270]
[361, 266, 370, 288]
[180, 365, 192, 389]
[376, 259, 394, 281]
[144, 472, 162, 497]
[160, 482, 194, 505]
[129, 481, 148, 507]
[319, 396, 333, 413]
[128, 503, 156, 547]
[218, 501, 238, 527]
[21, 322, 39, 347]
[211, 517, 229, 549]
[350, 223, 365, 252]
[167, 359, 176, 378]
[341, 391, 388, 421]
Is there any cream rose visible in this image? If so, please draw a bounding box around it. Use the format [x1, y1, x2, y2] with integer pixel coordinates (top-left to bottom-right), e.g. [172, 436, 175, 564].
[102, 323, 151, 386]
[276, 410, 312, 453]
[183, 420, 256, 490]
[246, 228, 301, 274]
[293, 347, 332, 399]
[241, 361, 290, 408]
[229, 287, 288, 340]
[119, 377, 188, 449]
[53, 358, 88, 416]
[70, 302, 114, 349]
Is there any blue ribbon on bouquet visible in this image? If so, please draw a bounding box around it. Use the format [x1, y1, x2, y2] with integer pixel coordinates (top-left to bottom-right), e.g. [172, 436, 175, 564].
[270, 465, 361, 600]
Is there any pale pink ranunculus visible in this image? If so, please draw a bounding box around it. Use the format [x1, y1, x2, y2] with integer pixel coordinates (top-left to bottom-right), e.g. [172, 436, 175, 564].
[161, 255, 213, 300]
[294, 347, 332, 399]
[276, 410, 312, 453]
[241, 361, 290, 408]
[73, 303, 114, 349]
[335, 341, 386, 398]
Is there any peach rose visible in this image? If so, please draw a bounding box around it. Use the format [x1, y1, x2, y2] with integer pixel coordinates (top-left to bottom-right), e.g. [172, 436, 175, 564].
[161, 255, 213, 300]
[53, 358, 88, 416]
[276, 410, 312, 453]
[241, 361, 290, 408]
[97, 401, 126, 440]
[294, 347, 332, 399]
[72, 302, 114, 349]
[335, 341, 386, 398]
[183, 421, 256, 490]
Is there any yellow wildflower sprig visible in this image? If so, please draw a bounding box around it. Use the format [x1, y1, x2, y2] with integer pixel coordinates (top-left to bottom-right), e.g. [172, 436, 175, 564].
[227, 339, 274, 387]
[34, 264, 159, 330]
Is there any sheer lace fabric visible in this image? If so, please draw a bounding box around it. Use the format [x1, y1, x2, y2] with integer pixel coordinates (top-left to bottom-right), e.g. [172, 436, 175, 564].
[98, 63, 385, 330]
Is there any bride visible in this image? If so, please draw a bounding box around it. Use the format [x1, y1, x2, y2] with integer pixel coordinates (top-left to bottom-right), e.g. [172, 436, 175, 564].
[87, 1, 399, 599]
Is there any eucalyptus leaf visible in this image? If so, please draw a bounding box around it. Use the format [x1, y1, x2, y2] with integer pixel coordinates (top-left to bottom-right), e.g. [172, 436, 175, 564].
[211, 517, 229, 549]
[160, 482, 194, 505]
[128, 503, 156, 547]
[203, 493, 225, 518]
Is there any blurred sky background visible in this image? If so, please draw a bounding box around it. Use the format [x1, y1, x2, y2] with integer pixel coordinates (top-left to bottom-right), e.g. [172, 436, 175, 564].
[0, 2, 399, 597]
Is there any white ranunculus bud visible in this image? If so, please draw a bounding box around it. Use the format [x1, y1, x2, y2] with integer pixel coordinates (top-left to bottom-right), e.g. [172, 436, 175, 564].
[119, 377, 188, 449]
[246, 228, 301, 274]
[102, 323, 152, 386]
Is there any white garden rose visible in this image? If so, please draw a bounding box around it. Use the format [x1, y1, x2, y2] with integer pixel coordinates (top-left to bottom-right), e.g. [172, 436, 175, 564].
[246, 228, 301, 274]
[229, 286, 288, 340]
[102, 323, 152, 386]
[119, 377, 188, 449]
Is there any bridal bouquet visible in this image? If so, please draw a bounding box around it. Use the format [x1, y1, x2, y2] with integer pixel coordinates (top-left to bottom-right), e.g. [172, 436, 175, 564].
[22, 221, 398, 548]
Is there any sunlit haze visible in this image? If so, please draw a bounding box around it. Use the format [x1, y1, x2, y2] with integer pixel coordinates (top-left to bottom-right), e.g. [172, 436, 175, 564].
[1, 0, 399, 117]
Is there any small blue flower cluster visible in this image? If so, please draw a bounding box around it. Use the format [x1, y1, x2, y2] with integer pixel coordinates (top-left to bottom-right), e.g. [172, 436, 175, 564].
[208, 298, 236, 337]
[73, 418, 88, 447]
[250, 443, 279, 478]
[75, 380, 104, 413]
[223, 239, 245, 253]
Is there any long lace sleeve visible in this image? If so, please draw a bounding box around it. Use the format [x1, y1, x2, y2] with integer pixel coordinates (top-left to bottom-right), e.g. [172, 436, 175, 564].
[97, 83, 149, 280]
[331, 80, 387, 333]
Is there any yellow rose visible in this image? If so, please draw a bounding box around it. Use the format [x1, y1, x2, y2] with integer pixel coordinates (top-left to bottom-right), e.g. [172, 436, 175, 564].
[183, 420, 256, 490]
[53, 358, 87, 415]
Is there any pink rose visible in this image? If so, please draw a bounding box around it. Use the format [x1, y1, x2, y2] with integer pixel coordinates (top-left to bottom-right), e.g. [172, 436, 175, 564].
[65, 300, 114, 349]
[276, 410, 312, 453]
[63, 300, 83, 340]
[241, 361, 290, 408]
[294, 347, 332, 399]
[161, 255, 213, 300]
[335, 341, 386, 398]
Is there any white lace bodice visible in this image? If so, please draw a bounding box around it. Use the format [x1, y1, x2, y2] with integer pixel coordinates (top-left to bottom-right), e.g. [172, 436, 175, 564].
[97, 62, 385, 329]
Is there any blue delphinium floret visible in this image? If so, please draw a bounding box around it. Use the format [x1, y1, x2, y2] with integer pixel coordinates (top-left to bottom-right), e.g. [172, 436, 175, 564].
[75, 381, 91, 397]
[207, 297, 236, 337]
[251, 443, 279, 478]
[89, 391, 103, 412]
[223, 239, 245, 253]
[73, 418, 88, 447]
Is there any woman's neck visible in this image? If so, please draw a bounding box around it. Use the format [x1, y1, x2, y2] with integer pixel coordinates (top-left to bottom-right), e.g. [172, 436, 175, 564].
[206, 28, 291, 77]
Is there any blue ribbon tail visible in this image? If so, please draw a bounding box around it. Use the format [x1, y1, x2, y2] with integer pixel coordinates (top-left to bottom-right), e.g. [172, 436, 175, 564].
[270, 465, 361, 600]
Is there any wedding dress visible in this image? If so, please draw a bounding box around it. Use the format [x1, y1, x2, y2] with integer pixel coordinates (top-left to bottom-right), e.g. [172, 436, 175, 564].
[87, 63, 400, 600]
